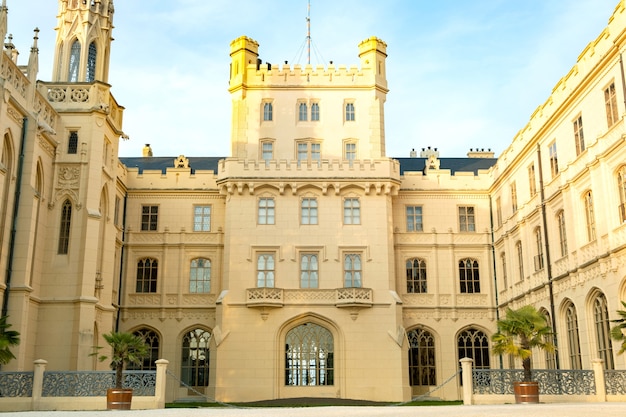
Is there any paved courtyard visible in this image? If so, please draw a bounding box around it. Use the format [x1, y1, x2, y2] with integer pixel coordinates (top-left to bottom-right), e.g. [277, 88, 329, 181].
[2, 403, 626, 417]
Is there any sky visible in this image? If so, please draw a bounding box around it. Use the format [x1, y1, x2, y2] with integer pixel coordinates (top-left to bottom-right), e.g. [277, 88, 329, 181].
[6, 0, 621, 158]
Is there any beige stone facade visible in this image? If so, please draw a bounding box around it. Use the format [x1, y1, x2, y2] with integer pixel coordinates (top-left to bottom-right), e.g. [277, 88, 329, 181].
[0, 0, 625, 405]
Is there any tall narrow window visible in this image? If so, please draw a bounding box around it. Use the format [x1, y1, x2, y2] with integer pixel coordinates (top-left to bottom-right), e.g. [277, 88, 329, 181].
[181, 329, 211, 387]
[114, 195, 121, 227]
[459, 258, 480, 293]
[136, 258, 158, 293]
[565, 302, 582, 369]
[406, 258, 427, 293]
[510, 182, 518, 213]
[257, 254, 275, 287]
[343, 198, 360, 225]
[549, 141, 559, 177]
[86, 42, 97, 82]
[495, 197, 502, 228]
[68, 131, 78, 154]
[58, 199, 72, 254]
[193, 206, 211, 232]
[528, 164, 537, 196]
[301, 197, 318, 225]
[298, 102, 308, 121]
[618, 166, 626, 222]
[407, 328, 436, 386]
[344, 254, 362, 288]
[574, 115, 585, 155]
[263, 102, 273, 121]
[68, 40, 81, 82]
[540, 310, 557, 370]
[406, 206, 423, 232]
[584, 190, 596, 241]
[345, 102, 355, 121]
[500, 253, 507, 289]
[300, 254, 319, 288]
[457, 329, 490, 370]
[516, 241, 524, 281]
[258, 197, 275, 225]
[593, 293, 614, 369]
[534, 227, 544, 271]
[285, 323, 334, 386]
[128, 329, 160, 371]
[459, 206, 475, 232]
[605, 82, 619, 127]
[344, 142, 356, 160]
[261, 141, 273, 161]
[311, 103, 320, 121]
[141, 205, 158, 231]
[557, 210, 568, 257]
[190, 258, 211, 293]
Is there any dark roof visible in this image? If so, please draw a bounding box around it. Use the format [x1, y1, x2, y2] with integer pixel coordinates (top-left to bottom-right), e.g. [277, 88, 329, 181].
[119, 157, 221, 174]
[395, 157, 497, 175]
[119, 156, 497, 175]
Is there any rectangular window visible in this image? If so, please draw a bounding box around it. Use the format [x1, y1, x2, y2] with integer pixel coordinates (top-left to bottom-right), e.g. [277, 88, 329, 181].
[459, 206, 475, 232]
[605, 82, 619, 127]
[261, 141, 273, 161]
[345, 102, 355, 121]
[549, 141, 559, 178]
[584, 191, 596, 241]
[574, 115, 585, 155]
[297, 141, 321, 162]
[495, 197, 502, 228]
[528, 164, 536, 196]
[189, 258, 211, 293]
[258, 197, 275, 225]
[263, 102, 273, 121]
[141, 205, 158, 231]
[68, 131, 78, 154]
[301, 197, 318, 225]
[311, 103, 320, 121]
[193, 205, 211, 232]
[516, 242, 524, 281]
[344, 142, 356, 160]
[344, 254, 362, 287]
[500, 253, 507, 288]
[300, 253, 319, 288]
[406, 206, 423, 232]
[298, 102, 308, 121]
[511, 182, 518, 213]
[558, 210, 568, 257]
[257, 253, 275, 287]
[343, 198, 361, 225]
[114, 196, 121, 227]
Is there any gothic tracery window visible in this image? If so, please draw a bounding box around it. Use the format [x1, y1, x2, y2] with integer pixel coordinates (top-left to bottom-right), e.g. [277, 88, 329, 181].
[285, 323, 334, 386]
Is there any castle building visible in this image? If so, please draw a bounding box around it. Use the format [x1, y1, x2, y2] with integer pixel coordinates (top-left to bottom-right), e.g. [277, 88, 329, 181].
[0, 0, 624, 404]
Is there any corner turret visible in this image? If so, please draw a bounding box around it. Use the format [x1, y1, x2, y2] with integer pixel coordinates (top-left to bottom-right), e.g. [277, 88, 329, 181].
[229, 36, 259, 93]
[358, 37, 388, 91]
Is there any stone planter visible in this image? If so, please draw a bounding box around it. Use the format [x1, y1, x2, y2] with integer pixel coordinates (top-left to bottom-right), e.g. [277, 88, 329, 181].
[513, 381, 539, 404]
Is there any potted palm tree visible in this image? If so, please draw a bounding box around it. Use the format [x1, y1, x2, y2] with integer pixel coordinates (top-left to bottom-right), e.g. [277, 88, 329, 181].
[491, 305, 555, 404]
[0, 316, 20, 365]
[610, 301, 626, 355]
[93, 331, 150, 410]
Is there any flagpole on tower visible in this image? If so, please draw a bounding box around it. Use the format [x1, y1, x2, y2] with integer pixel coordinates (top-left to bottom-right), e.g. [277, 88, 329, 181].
[306, 0, 311, 65]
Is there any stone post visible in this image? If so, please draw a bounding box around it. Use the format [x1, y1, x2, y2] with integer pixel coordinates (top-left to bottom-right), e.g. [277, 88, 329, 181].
[155, 359, 169, 409]
[32, 359, 47, 411]
[460, 357, 473, 405]
[591, 358, 606, 402]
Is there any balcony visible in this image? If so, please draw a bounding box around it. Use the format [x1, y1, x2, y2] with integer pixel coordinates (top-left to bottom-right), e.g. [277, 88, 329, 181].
[335, 287, 373, 308]
[246, 287, 284, 308]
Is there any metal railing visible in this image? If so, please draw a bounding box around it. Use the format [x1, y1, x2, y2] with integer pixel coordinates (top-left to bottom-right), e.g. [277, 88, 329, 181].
[42, 371, 156, 397]
[473, 369, 595, 395]
[0, 371, 33, 397]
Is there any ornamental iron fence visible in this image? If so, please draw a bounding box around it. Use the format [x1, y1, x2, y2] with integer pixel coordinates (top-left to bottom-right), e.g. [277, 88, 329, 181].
[42, 371, 156, 397]
[604, 370, 626, 395]
[473, 369, 595, 395]
[0, 371, 33, 397]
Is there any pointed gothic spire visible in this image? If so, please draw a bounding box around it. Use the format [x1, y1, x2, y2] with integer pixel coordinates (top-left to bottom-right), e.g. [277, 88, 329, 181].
[28, 27, 39, 83]
[0, 0, 7, 49]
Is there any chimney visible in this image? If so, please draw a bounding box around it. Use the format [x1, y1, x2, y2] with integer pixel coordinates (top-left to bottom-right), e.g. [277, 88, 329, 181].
[409, 148, 417, 158]
[142, 144, 153, 157]
[467, 148, 495, 158]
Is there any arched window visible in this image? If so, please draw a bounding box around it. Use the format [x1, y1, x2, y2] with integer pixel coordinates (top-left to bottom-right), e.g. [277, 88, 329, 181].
[128, 329, 160, 371]
[406, 258, 427, 293]
[500, 252, 507, 289]
[263, 102, 273, 121]
[534, 227, 544, 271]
[407, 328, 436, 386]
[136, 258, 158, 293]
[584, 190, 596, 241]
[540, 309, 557, 369]
[593, 293, 614, 369]
[459, 258, 480, 293]
[516, 241, 524, 281]
[311, 102, 320, 121]
[298, 102, 308, 121]
[565, 301, 582, 369]
[68, 40, 81, 82]
[618, 166, 626, 222]
[285, 323, 333, 386]
[557, 210, 568, 257]
[457, 328, 490, 370]
[181, 328, 211, 387]
[344, 254, 362, 288]
[190, 258, 211, 293]
[58, 200, 72, 254]
[86, 42, 97, 82]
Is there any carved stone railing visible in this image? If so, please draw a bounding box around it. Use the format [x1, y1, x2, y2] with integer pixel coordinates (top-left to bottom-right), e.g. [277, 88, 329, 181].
[246, 287, 284, 307]
[0, 371, 33, 397]
[335, 287, 373, 308]
[473, 369, 595, 395]
[42, 371, 156, 397]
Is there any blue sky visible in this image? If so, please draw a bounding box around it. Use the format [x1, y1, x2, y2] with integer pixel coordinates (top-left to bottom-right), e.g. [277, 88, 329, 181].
[7, 0, 620, 158]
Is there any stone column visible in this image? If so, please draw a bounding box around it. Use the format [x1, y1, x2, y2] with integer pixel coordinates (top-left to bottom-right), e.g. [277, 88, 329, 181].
[32, 359, 47, 411]
[155, 359, 169, 409]
[460, 357, 474, 405]
[591, 358, 606, 402]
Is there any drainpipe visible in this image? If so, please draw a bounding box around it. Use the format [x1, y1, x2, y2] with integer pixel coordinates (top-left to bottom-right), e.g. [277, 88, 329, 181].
[1, 117, 28, 319]
[114, 191, 128, 331]
[488, 195, 503, 369]
[619, 53, 626, 112]
[537, 144, 560, 369]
